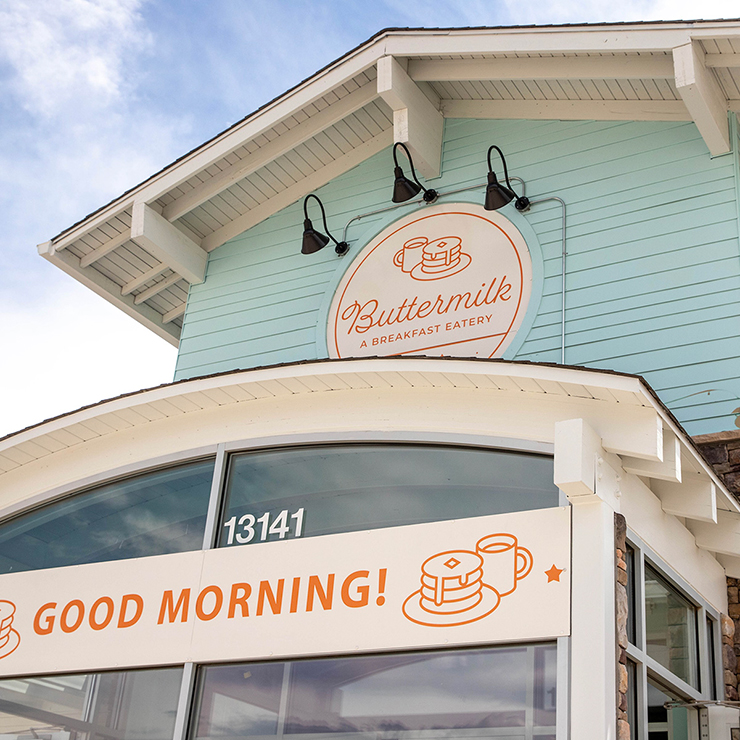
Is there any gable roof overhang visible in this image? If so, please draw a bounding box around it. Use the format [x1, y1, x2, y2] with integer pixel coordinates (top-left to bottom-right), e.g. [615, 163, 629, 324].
[38, 20, 740, 345]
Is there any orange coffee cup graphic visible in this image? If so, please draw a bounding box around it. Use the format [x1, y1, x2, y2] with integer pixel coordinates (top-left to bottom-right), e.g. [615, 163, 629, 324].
[0, 601, 20, 659]
[393, 237, 427, 273]
[476, 533, 533, 597]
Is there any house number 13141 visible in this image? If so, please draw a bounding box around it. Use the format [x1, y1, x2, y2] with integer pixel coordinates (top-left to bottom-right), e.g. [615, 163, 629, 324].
[222, 508, 305, 545]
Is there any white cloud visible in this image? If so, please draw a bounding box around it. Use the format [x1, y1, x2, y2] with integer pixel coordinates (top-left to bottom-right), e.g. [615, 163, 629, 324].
[0, 0, 150, 118]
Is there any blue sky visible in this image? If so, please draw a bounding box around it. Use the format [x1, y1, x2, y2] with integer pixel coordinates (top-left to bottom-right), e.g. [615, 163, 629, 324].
[1, 0, 739, 436]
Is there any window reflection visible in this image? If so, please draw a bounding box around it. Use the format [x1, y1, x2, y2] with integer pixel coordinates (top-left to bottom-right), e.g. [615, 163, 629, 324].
[0, 460, 215, 574]
[220, 445, 559, 547]
[193, 646, 556, 740]
[644, 566, 698, 688]
[0, 667, 182, 740]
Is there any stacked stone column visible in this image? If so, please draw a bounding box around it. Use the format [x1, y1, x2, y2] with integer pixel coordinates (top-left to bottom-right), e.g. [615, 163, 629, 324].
[616, 513, 630, 740]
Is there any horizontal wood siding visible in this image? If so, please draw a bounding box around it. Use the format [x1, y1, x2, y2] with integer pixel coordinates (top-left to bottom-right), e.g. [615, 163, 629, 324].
[175, 118, 740, 435]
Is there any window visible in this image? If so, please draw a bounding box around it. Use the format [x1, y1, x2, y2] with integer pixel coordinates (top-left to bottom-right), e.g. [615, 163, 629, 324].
[0, 459, 215, 573]
[644, 565, 698, 688]
[0, 666, 183, 740]
[0, 444, 556, 573]
[219, 445, 559, 547]
[191, 645, 557, 740]
[625, 537, 720, 739]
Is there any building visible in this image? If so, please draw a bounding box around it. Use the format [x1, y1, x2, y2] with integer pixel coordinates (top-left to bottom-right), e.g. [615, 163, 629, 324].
[3, 19, 740, 740]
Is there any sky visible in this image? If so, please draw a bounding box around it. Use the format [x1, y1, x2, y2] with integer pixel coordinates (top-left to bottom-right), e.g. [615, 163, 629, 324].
[1, 0, 740, 438]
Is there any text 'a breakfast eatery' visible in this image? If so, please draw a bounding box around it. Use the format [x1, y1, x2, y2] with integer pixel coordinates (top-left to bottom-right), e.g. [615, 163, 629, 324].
[6, 18, 740, 740]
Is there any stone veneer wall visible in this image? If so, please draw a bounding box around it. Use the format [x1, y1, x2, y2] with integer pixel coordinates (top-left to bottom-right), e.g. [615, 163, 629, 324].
[616, 513, 630, 740]
[694, 429, 740, 701]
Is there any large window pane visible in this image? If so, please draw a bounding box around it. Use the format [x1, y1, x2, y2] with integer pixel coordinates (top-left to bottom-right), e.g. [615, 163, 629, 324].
[0, 666, 182, 740]
[0, 459, 215, 573]
[219, 445, 558, 547]
[192, 645, 557, 740]
[645, 565, 698, 688]
[647, 678, 692, 740]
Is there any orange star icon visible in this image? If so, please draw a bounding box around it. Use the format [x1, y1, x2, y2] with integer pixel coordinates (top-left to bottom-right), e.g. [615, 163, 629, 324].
[545, 564, 564, 583]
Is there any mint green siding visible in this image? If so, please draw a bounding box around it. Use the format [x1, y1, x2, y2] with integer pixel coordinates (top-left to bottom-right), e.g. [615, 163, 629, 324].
[175, 118, 740, 436]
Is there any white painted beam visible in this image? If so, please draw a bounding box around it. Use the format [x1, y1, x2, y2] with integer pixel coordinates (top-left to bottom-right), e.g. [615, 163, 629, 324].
[717, 553, 740, 578]
[377, 56, 443, 179]
[442, 99, 690, 122]
[201, 129, 392, 252]
[134, 273, 181, 306]
[705, 53, 740, 68]
[37, 241, 180, 346]
[121, 264, 167, 297]
[130, 202, 207, 284]
[652, 476, 717, 523]
[621, 429, 680, 482]
[161, 81, 378, 222]
[70, 230, 130, 264]
[673, 41, 730, 155]
[553, 418, 602, 500]
[163, 303, 186, 324]
[598, 408, 663, 462]
[408, 55, 674, 82]
[689, 509, 740, 556]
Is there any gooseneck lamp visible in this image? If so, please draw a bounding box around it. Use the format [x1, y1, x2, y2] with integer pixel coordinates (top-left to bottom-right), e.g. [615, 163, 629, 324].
[485, 145, 530, 212]
[301, 194, 349, 256]
[391, 142, 438, 204]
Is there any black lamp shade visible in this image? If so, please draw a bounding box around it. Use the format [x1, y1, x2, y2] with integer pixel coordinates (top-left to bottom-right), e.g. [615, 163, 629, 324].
[484, 172, 516, 211]
[301, 218, 330, 254]
[392, 166, 422, 203]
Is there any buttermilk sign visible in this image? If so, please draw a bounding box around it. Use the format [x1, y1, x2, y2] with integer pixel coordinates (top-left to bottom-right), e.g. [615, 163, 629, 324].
[328, 203, 533, 359]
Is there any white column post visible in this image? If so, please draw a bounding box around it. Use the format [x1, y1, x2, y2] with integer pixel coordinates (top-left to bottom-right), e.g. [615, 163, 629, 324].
[554, 418, 618, 740]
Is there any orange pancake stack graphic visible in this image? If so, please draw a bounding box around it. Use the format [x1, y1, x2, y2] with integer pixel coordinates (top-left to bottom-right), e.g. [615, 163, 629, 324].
[410, 236, 472, 280]
[0, 601, 20, 659]
[402, 549, 500, 626]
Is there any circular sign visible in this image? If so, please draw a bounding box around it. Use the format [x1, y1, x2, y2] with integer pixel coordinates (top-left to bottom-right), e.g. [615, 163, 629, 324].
[327, 203, 532, 359]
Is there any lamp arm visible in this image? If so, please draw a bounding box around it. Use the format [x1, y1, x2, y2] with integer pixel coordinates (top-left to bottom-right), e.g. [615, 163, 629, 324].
[393, 142, 427, 194]
[304, 194, 340, 246]
[487, 145, 514, 191]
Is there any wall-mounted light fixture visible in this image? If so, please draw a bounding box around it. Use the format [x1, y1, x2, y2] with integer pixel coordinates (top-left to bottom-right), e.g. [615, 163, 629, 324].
[301, 194, 349, 256]
[485, 146, 530, 212]
[391, 142, 438, 204]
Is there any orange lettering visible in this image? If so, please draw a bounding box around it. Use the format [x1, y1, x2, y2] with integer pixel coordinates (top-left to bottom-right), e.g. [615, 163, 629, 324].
[306, 574, 335, 612]
[60, 600, 84, 633]
[228, 583, 251, 618]
[158, 589, 190, 624]
[196, 586, 223, 621]
[33, 602, 56, 635]
[289, 577, 301, 613]
[89, 596, 114, 631]
[257, 579, 284, 616]
[118, 594, 144, 628]
[341, 571, 369, 608]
